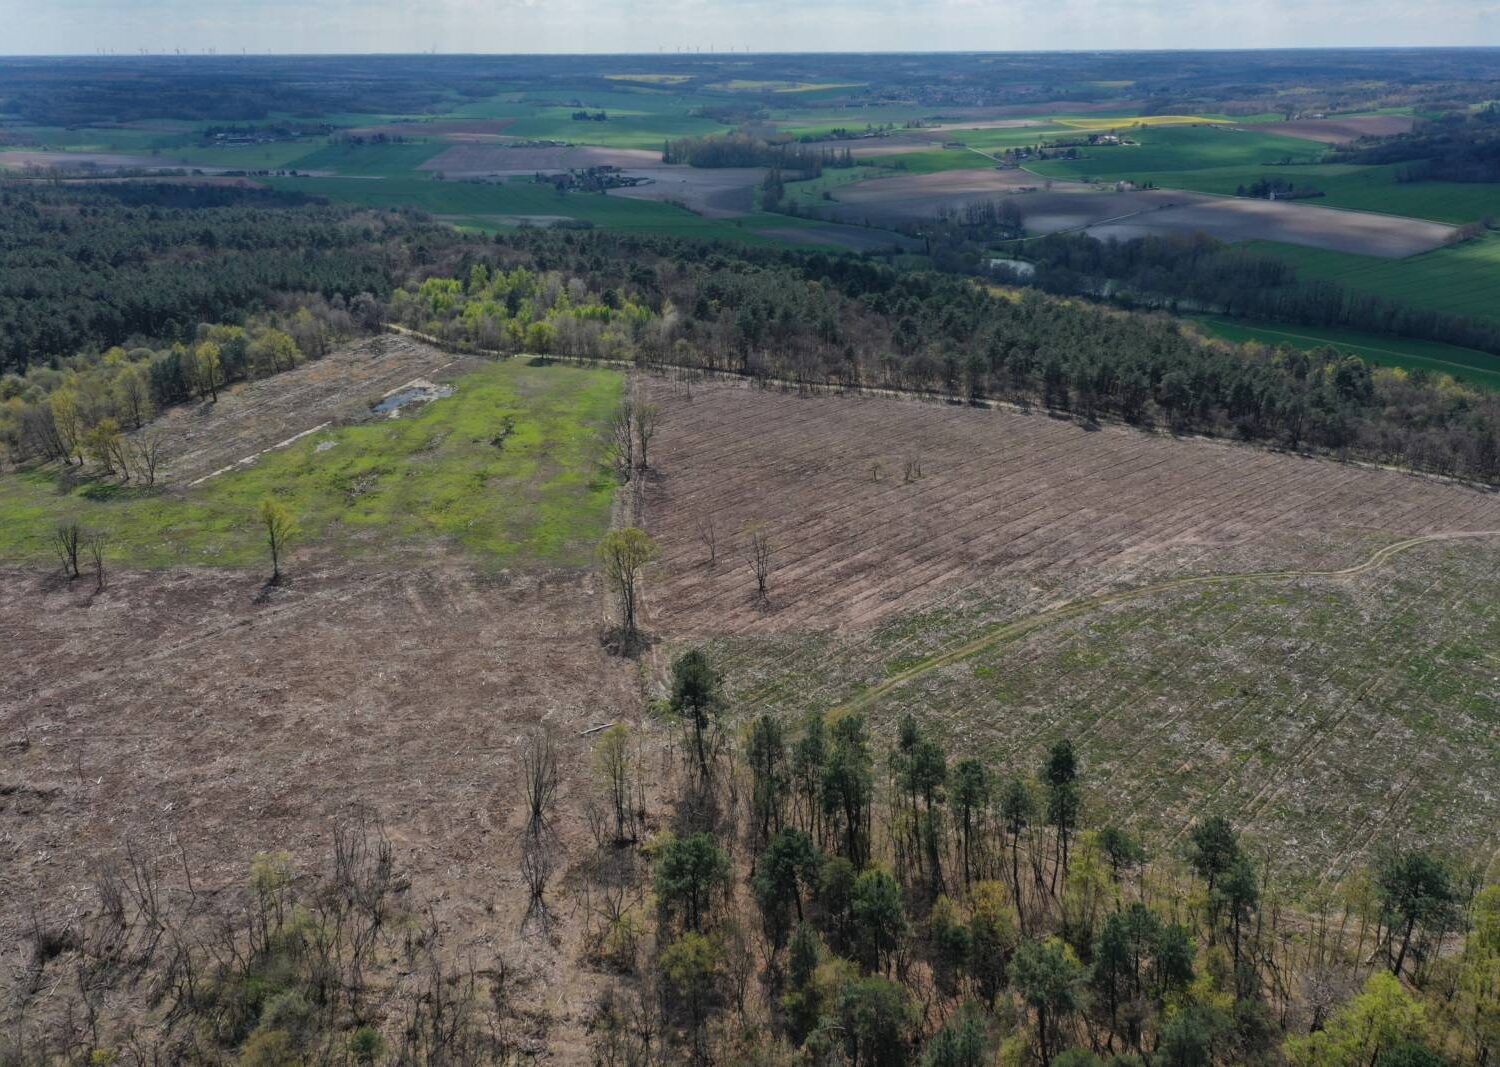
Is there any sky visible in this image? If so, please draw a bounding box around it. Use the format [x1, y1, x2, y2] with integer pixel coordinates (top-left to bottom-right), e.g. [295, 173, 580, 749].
[3, 0, 1499, 55]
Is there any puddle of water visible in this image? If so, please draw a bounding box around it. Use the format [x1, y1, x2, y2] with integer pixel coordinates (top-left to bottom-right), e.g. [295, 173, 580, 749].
[372, 381, 454, 416]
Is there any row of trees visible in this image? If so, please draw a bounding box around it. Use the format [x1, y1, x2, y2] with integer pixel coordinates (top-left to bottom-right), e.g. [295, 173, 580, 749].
[662, 132, 857, 173]
[398, 232, 1500, 484]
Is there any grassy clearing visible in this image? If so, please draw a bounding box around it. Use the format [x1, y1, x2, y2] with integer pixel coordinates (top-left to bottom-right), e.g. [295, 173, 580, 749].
[0, 360, 622, 569]
[706, 539, 1500, 889]
[1251, 234, 1500, 323]
[284, 140, 447, 176]
[1192, 317, 1500, 390]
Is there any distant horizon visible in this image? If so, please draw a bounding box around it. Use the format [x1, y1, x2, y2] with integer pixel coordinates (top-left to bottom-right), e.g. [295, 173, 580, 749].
[8, 45, 1500, 58]
[3, 0, 1498, 56]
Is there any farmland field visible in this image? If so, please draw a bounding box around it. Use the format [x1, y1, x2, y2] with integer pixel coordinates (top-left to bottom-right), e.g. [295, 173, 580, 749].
[824, 168, 1457, 255]
[1255, 234, 1500, 323]
[638, 377, 1500, 884]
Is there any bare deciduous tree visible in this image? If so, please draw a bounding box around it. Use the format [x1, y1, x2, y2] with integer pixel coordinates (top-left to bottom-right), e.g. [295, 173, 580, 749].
[903, 452, 923, 483]
[745, 524, 773, 600]
[606, 399, 635, 482]
[633, 401, 660, 471]
[521, 729, 560, 837]
[53, 521, 82, 579]
[694, 513, 717, 568]
[86, 529, 109, 592]
[130, 429, 165, 486]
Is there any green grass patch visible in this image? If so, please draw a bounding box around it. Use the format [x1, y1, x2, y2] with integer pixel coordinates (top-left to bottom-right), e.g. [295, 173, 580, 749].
[283, 141, 446, 176]
[1249, 234, 1500, 324]
[1192, 317, 1500, 390]
[0, 361, 622, 569]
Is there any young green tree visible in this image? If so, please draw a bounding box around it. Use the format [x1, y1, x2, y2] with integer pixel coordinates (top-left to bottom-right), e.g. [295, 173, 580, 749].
[1285, 971, 1429, 1067]
[598, 527, 658, 637]
[838, 974, 914, 1067]
[594, 723, 635, 844]
[999, 776, 1037, 930]
[824, 713, 875, 868]
[922, 1004, 989, 1067]
[1375, 849, 1459, 978]
[852, 867, 908, 976]
[653, 831, 730, 933]
[752, 827, 820, 954]
[747, 713, 789, 847]
[259, 498, 297, 580]
[670, 648, 723, 783]
[1011, 937, 1087, 1067]
[951, 758, 989, 889]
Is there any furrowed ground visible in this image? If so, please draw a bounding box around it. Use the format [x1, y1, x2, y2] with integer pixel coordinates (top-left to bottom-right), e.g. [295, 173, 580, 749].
[640, 376, 1500, 885]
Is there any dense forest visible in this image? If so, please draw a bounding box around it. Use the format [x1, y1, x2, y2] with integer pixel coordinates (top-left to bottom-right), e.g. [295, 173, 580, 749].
[387, 231, 1500, 482]
[0, 183, 451, 374]
[662, 133, 856, 171]
[9, 646, 1495, 1065]
[1330, 108, 1500, 185]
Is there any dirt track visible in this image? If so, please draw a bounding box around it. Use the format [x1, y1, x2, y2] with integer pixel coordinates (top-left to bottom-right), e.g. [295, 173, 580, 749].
[837, 528, 1500, 715]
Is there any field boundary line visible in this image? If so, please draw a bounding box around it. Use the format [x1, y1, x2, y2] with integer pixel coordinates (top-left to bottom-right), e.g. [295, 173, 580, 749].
[832, 529, 1500, 716]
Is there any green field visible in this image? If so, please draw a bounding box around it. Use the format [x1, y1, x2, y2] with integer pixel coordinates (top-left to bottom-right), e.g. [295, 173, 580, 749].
[284, 140, 446, 176]
[0, 361, 622, 569]
[1194, 317, 1500, 390]
[1028, 124, 1325, 183]
[1252, 234, 1500, 323]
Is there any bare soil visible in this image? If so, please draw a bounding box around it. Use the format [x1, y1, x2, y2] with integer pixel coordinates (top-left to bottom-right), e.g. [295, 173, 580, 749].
[827, 170, 1458, 257]
[639, 376, 1500, 636]
[607, 166, 767, 217]
[1255, 114, 1418, 144]
[1083, 195, 1458, 258]
[0, 558, 637, 1053]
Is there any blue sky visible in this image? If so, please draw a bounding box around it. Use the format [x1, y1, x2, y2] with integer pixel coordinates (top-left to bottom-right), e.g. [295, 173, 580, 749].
[3, 0, 1499, 54]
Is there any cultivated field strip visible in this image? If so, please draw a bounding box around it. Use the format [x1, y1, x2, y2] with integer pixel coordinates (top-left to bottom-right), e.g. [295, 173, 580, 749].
[646, 379, 1500, 635]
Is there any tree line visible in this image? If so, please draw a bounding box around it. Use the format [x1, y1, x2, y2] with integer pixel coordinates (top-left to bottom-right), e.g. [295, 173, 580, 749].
[397, 231, 1500, 483]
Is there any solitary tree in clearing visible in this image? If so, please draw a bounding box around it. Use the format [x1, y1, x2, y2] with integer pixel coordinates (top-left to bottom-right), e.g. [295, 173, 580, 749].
[259, 498, 298, 581]
[746, 524, 774, 600]
[53, 521, 82, 579]
[598, 527, 658, 637]
[86, 529, 110, 592]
